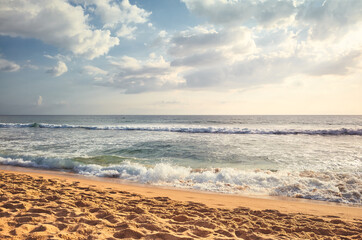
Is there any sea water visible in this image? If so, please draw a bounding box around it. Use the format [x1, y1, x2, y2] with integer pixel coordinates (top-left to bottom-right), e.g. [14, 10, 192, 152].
[0, 115, 361, 205]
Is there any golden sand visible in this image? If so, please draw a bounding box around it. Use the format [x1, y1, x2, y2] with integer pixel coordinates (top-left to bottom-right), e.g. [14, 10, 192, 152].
[0, 169, 361, 239]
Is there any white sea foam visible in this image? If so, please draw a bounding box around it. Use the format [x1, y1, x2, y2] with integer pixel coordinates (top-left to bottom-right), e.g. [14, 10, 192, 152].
[0, 156, 360, 205]
[1, 123, 361, 135]
[0, 123, 35, 128]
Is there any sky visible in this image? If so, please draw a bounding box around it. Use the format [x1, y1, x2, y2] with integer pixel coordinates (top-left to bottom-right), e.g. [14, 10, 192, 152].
[0, 0, 361, 115]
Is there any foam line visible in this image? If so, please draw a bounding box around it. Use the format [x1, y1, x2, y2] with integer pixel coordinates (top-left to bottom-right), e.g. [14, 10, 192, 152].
[0, 123, 361, 136]
[0, 156, 360, 205]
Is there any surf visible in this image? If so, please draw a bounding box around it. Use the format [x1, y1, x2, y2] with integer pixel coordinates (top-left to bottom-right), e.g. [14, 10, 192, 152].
[0, 122, 361, 136]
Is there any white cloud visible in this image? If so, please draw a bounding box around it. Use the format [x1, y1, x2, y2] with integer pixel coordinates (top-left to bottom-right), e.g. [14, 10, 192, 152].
[159, 30, 167, 38]
[0, 58, 20, 72]
[116, 25, 137, 39]
[169, 26, 256, 66]
[37, 96, 43, 106]
[83, 65, 108, 75]
[38, 0, 360, 95]
[46, 61, 68, 77]
[182, 0, 362, 40]
[84, 0, 151, 28]
[100, 18, 361, 93]
[110, 56, 141, 70]
[149, 0, 361, 92]
[104, 55, 184, 93]
[148, 30, 170, 49]
[0, 0, 119, 59]
[74, 0, 151, 40]
[88, 0, 362, 95]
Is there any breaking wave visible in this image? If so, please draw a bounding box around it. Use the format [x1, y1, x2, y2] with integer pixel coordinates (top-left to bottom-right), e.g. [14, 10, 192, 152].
[0, 123, 361, 136]
[0, 156, 360, 205]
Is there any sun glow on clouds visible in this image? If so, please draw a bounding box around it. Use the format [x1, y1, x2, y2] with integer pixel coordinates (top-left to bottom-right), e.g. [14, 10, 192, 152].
[0, 0, 361, 114]
[93, 0, 362, 95]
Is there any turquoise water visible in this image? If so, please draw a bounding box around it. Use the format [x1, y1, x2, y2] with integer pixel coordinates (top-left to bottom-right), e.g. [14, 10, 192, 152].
[0, 115, 361, 204]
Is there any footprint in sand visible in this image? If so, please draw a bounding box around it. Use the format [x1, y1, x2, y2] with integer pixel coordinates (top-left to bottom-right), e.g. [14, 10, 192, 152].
[30, 225, 47, 232]
[114, 228, 144, 239]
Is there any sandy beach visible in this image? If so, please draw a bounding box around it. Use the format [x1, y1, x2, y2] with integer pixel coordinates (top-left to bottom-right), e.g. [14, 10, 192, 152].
[2, 0, 362, 238]
[0, 167, 361, 240]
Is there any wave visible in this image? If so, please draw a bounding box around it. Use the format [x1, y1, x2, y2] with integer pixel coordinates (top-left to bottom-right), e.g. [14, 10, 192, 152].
[0, 122, 362, 136]
[0, 156, 360, 205]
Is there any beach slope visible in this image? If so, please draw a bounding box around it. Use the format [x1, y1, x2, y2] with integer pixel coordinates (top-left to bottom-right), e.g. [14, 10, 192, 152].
[0, 170, 361, 239]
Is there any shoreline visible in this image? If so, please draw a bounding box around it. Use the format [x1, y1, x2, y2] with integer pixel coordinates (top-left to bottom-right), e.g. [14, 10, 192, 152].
[1, 165, 361, 220]
[1, 166, 361, 239]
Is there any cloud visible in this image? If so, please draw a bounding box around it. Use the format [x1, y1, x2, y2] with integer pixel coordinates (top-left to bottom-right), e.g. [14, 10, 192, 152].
[148, 30, 170, 49]
[98, 20, 361, 94]
[158, 30, 167, 38]
[0, 58, 20, 72]
[184, 50, 362, 89]
[169, 26, 256, 66]
[0, 0, 119, 59]
[181, 0, 295, 27]
[151, 0, 362, 92]
[110, 56, 141, 70]
[24, 60, 39, 70]
[43, 54, 71, 62]
[37, 96, 43, 106]
[305, 51, 361, 76]
[296, 0, 362, 40]
[116, 25, 137, 39]
[83, 65, 108, 76]
[103, 55, 184, 93]
[171, 50, 226, 67]
[168, 26, 219, 57]
[74, 0, 151, 40]
[181, 0, 362, 40]
[46, 61, 68, 77]
[83, 0, 151, 28]
[183, 56, 296, 88]
[65, 0, 362, 94]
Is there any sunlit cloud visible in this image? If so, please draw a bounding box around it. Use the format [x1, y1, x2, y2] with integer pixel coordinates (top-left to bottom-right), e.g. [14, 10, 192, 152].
[72, 0, 151, 40]
[0, 0, 119, 59]
[46, 61, 68, 77]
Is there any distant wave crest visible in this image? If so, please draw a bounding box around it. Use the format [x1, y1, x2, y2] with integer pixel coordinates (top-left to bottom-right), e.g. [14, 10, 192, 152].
[0, 122, 361, 136]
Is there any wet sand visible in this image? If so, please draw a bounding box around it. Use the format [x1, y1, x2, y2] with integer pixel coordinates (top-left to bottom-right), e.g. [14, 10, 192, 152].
[0, 168, 361, 239]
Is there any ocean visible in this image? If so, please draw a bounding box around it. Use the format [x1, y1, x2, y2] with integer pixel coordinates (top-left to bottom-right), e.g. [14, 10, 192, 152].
[0, 115, 361, 205]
